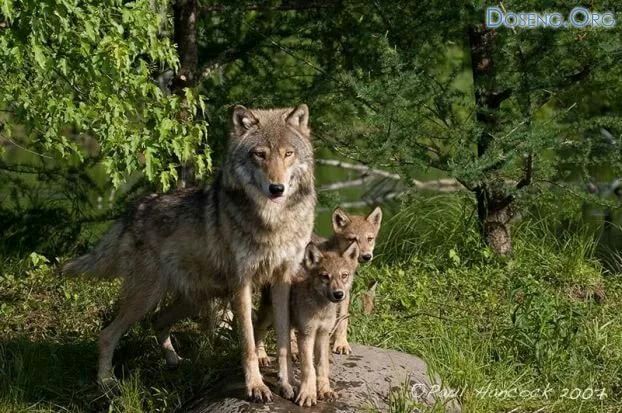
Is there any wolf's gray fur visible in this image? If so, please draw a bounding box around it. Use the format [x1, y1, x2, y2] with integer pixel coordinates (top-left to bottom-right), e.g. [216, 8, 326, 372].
[64, 104, 316, 402]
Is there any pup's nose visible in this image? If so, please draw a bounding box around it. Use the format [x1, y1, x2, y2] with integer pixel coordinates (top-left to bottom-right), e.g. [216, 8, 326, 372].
[361, 253, 372, 262]
[268, 183, 285, 196]
[333, 290, 345, 300]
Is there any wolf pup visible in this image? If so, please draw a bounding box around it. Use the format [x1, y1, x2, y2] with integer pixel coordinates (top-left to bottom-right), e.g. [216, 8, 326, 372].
[292, 241, 360, 407]
[63, 105, 316, 402]
[254, 206, 382, 364]
[318, 206, 382, 354]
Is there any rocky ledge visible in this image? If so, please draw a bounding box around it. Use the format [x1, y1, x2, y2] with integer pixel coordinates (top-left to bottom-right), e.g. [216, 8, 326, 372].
[184, 344, 461, 412]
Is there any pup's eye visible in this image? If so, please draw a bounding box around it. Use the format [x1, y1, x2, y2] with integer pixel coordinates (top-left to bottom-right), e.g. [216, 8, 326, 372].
[341, 272, 349, 280]
[252, 151, 267, 160]
[320, 272, 330, 280]
[284, 150, 294, 157]
[367, 237, 374, 242]
[348, 236, 357, 242]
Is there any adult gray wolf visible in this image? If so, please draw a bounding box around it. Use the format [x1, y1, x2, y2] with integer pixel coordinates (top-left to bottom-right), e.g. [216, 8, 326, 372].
[63, 104, 316, 402]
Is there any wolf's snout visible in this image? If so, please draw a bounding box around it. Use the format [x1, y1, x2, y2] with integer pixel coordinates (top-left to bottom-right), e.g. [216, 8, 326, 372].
[332, 290, 345, 301]
[268, 183, 285, 196]
[361, 253, 372, 262]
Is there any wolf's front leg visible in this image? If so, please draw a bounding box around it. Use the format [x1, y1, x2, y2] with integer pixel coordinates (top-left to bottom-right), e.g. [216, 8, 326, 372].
[271, 280, 295, 399]
[316, 330, 336, 401]
[295, 333, 317, 407]
[232, 281, 272, 402]
[332, 294, 352, 355]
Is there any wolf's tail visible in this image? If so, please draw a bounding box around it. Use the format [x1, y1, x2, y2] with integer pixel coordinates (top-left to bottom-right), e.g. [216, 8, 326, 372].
[62, 222, 124, 279]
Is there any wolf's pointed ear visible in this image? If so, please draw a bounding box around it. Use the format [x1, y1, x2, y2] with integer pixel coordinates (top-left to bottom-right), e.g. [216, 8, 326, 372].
[332, 207, 351, 233]
[286, 104, 309, 131]
[366, 206, 382, 229]
[304, 242, 323, 269]
[232, 105, 258, 135]
[343, 241, 359, 261]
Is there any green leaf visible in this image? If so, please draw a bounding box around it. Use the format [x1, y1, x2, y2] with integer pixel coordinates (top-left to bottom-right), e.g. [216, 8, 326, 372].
[31, 42, 46, 69]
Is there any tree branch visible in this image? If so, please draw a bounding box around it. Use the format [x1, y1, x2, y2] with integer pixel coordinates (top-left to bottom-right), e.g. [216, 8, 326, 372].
[318, 191, 406, 211]
[412, 178, 465, 193]
[316, 158, 401, 180]
[516, 153, 533, 190]
[319, 175, 374, 191]
[172, 0, 198, 91]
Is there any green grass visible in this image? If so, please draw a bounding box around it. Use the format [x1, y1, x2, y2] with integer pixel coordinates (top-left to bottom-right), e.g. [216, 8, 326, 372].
[2, 194, 622, 412]
[0, 257, 236, 412]
[355, 195, 622, 412]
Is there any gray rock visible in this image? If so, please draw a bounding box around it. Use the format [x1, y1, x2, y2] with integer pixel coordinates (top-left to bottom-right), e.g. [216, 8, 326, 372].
[184, 344, 461, 413]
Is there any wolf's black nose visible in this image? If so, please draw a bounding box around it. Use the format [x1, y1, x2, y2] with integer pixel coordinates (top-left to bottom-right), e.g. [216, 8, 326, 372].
[361, 253, 372, 262]
[269, 184, 285, 196]
[333, 290, 344, 300]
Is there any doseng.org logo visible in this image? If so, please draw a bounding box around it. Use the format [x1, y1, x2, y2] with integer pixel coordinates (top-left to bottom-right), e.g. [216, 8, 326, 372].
[486, 6, 616, 29]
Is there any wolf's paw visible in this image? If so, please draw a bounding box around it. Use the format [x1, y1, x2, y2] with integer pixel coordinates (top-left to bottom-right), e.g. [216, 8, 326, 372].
[279, 381, 296, 400]
[165, 354, 184, 369]
[295, 382, 317, 407]
[258, 356, 271, 367]
[318, 387, 336, 401]
[97, 373, 118, 391]
[247, 380, 272, 403]
[332, 339, 352, 355]
[257, 347, 271, 367]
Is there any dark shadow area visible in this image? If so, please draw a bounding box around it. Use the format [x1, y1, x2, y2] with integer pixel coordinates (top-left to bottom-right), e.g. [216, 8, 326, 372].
[0, 327, 238, 412]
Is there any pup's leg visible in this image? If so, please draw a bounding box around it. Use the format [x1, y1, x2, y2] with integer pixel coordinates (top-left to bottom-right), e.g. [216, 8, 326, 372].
[316, 330, 335, 400]
[254, 286, 273, 367]
[332, 292, 352, 354]
[232, 281, 272, 402]
[295, 333, 317, 407]
[153, 295, 196, 368]
[290, 329, 299, 361]
[98, 280, 161, 384]
[271, 280, 295, 399]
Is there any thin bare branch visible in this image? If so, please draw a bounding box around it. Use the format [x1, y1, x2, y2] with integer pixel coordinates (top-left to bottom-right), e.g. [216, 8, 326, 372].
[318, 191, 406, 211]
[0, 134, 53, 159]
[412, 178, 465, 193]
[316, 159, 400, 180]
[319, 176, 373, 191]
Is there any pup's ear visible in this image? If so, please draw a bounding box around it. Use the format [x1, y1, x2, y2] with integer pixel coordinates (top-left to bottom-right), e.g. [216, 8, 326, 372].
[343, 241, 359, 262]
[366, 206, 382, 229]
[304, 242, 323, 269]
[285, 104, 309, 131]
[232, 105, 259, 136]
[332, 207, 351, 233]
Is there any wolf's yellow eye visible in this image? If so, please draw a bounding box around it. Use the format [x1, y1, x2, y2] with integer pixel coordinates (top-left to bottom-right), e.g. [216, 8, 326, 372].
[320, 272, 330, 280]
[284, 150, 294, 157]
[367, 237, 374, 242]
[341, 272, 349, 280]
[252, 150, 267, 160]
